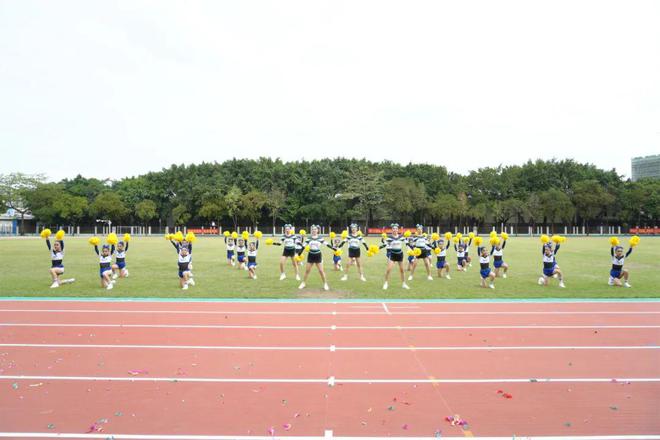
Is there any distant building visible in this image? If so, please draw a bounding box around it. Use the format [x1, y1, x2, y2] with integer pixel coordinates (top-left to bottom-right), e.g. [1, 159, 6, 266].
[631, 155, 660, 181]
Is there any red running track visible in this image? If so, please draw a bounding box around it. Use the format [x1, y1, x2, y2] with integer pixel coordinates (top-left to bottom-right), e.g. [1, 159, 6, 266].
[0, 299, 659, 439]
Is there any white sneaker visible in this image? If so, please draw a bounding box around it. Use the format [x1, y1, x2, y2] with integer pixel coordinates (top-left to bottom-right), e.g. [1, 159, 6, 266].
[60, 278, 75, 285]
[106, 283, 113, 290]
[50, 281, 59, 289]
[445, 274, 451, 280]
[427, 276, 433, 281]
[407, 275, 413, 281]
[254, 274, 258, 280]
[188, 278, 195, 286]
[123, 270, 129, 278]
[279, 273, 286, 281]
[382, 282, 389, 290]
[502, 273, 507, 279]
[340, 275, 348, 281]
[360, 275, 367, 282]
[295, 274, 301, 281]
[112, 273, 118, 280]
[608, 278, 614, 286]
[323, 283, 330, 291]
[624, 282, 631, 288]
[489, 283, 495, 289]
[469, 263, 472, 267]
[538, 277, 545, 285]
[182, 284, 189, 290]
[559, 281, 566, 288]
[402, 282, 410, 290]
[298, 282, 306, 289]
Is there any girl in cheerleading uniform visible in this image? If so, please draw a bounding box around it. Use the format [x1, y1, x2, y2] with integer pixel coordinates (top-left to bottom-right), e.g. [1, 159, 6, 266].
[538, 243, 565, 288]
[272, 224, 301, 281]
[235, 238, 247, 271]
[463, 236, 473, 267]
[455, 242, 468, 271]
[408, 224, 433, 281]
[176, 245, 195, 290]
[94, 244, 115, 290]
[609, 245, 632, 287]
[45, 234, 75, 288]
[340, 224, 369, 282]
[381, 224, 411, 290]
[432, 238, 451, 279]
[295, 233, 305, 267]
[111, 241, 129, 279]
[330, 237, 344, 272]
[224, 236, 236, 266]
[477, 245, 496, 289]
[298, 225, 332, 291]
[492, 239, 508, 278]
[247, 239, 259, 280]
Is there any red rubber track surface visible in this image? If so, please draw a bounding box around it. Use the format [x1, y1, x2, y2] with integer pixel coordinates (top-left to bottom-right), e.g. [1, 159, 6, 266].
[0, 300, 659, 439]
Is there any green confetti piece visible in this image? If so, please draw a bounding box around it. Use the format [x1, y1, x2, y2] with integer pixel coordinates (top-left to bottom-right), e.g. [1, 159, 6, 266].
[47, 424, 55, 430]
[114, 411, 123, 417]
[387, 405, 395, 411]
[11, 383, 18, 390]
[609, 406, 619, 411]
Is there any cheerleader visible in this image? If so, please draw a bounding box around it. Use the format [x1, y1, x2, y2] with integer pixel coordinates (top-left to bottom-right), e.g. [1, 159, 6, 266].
[609, 245, 633, 287]
[408, 224, 433, 281]
[235, 238, 247, 270]
[455, 242, 468, 271]
[94, 244, 115, 290]
[341, 224, 369, 281]
[295, 232, 305, 267]
[224, 235, 236, 266]
[111, 240, 130, 279]
[329, 237, 344, 271]
[538, 243, 565, 288]
[477, 246, 496, 289]
[463, 236, 473, 267]
[176, 245, 195, 290]
[247, 239, 259, 280]
[492, 239, 508, 278]
[298, 225, 331, 291]
[44, 231, 75, 288]
[382, 224, 411, 290]
[432, 238, 451, 279]
[171, 237, 194, 274]
[272, 224, 301, 281]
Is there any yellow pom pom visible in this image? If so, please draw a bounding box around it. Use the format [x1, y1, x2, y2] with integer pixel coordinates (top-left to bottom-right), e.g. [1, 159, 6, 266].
[341, 230, 348, 239]
[265, 238, 274, 245]
[369, 245, 379, 254]
[489, 231, 497, 238]
[407, 249, 415, 256]
[174, 231, 184, 242]
[433, 247, 441, 255]
[474, 237, 483, 246]
[413, 248, 422, 256]
[299, 229, 307, 236]
[469, 232, 475, 239]
[40, 228, 52, 239]
[185, 232, 197, 243]
[231, 231, 238, 239]
[444, 232, 453, 241]
[357, 230, 363, 237]
[431, 233, 440, 241]
[463, 237, 470, 244]
[122, 233, 130, 242]
[366, 251, 374, 257]
[106, 233, 118, 245]
[540, 234, 550, 244]
[329, 232, 336, 239]
[456, 232, 463, 239]
[241, 231, 250, 240]
[88, 237, 100, 246]
[55, 230, 65, 240]
[254, 231, 263, 239]
[629, 235, 640, 247]
[551, 235, 562, 244]
[403, 230, 411, 238]
[452, 237, 460, 244]
[305, 245, 310, 252]
[223, 231, 230, 237]
[334, 249, 342, 257]
[164, 233, 172, 240]
[501, 232, 509, 241]
[609, 236, 620, 246]
[381, 232, 388, 239]
[489, 237, 500, 246]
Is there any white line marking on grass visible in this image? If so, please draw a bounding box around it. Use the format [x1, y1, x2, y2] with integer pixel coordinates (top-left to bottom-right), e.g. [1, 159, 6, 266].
[1, 343, 657, 351]
[2, 308, 660, 315]
[1, 375, 660, 384]
[2, 323, 660, 330]
[381, 302, 391, 315]
[0, 434, 659, 440]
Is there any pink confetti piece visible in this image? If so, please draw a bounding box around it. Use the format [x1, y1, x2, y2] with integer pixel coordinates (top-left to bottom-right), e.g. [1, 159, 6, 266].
[127, 370, 148, 376]
[267, 427, 275, 436]
[402, 424, 409, 430]
[283, 423, 292, 431]
[86, 423, 103, 433]
[293, 413, 301, 418]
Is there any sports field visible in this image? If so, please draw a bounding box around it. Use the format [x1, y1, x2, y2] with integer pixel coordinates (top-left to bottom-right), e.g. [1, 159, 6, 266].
[1, 236, 657, 299]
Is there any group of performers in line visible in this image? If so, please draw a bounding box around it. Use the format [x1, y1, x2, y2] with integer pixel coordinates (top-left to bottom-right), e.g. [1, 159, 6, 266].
[40, 226, 640, 291]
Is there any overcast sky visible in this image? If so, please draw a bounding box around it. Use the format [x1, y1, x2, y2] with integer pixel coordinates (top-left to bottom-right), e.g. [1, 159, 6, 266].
[0, 1, 658, 182]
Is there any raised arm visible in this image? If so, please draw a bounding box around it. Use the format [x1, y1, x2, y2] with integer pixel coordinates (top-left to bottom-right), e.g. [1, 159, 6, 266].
[94, 245, 99, 255]
[611, 246, 614, 256]
[554, 244, 560, 255]
[170, 240, 180, 251]
[362, 241, 369, 251]
[626, 247, 633, 257]
[501, 240, 506, 249]
[46, 238, 51, 251]
[125, 242, 129, 252]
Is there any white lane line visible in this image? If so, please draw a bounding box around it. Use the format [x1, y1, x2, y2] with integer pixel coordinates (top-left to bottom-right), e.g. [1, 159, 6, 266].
[1, 308, 659, 315]
[2, 323, 659, 330]
[1, 375, 659, 384]
[1, 343, 657, 351]
[381, 302, 391, 315]
[0, 434, 659, 440]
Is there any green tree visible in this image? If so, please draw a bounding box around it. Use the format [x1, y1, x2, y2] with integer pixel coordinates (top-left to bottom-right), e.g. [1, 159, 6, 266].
[265, 187, 286, 231]
[538, 189, 575, 231]
[0, 173, 46, 234]
[241, 190, 268, 228]
[224, 186, 243, 228]
[89, 191, 128, 222]
[572, 180, 615, 229]
[135, 200, 158, 226]
[171, 204, 191, 226]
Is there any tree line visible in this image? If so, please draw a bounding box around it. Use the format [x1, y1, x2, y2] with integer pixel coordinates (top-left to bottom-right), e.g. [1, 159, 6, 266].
[1, 158, 658, 234]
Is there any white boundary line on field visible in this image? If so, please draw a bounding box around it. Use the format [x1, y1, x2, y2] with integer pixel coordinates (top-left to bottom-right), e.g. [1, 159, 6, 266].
[0, 343, 657, 351]
[1, 374, 660, 384]
[0, 433, 659, 440]
[3, 323, 659, 330]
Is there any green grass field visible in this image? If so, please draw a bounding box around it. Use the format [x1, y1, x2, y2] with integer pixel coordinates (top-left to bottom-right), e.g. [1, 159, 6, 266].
[0, 236, 658, 299]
